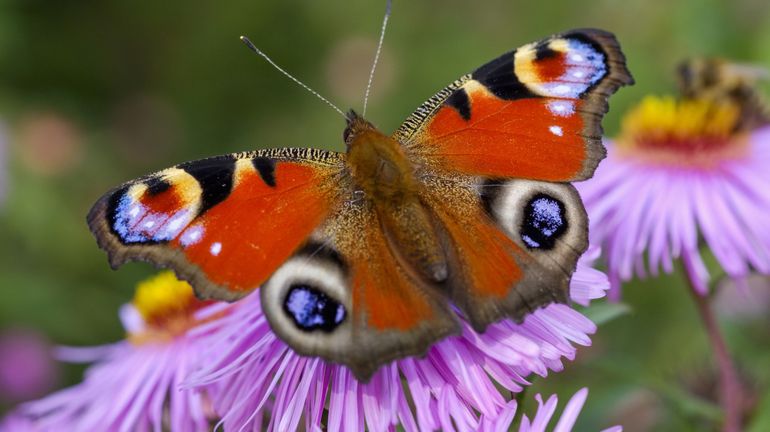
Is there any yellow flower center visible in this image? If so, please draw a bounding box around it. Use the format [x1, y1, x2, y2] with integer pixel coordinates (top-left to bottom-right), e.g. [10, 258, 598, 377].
[616, 95, 750, 166]
[129, 271, 212, 343]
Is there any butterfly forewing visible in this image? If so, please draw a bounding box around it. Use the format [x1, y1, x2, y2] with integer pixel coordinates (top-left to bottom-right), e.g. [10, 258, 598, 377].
[88, 148, 345, 301]
[394, 28, 634, 181]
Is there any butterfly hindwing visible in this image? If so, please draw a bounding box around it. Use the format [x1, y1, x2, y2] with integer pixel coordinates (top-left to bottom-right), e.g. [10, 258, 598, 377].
[394, 28, 633, 182]
[260, 199, 460, 381]
[418, 175, 586, 331]
[88, 148, 345, 301]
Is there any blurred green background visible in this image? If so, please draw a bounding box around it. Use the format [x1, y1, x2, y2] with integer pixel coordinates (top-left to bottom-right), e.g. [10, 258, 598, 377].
[1, 0, 769, 430]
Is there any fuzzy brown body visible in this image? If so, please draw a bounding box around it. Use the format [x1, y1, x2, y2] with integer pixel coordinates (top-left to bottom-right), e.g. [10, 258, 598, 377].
[345, 114, 449, 283]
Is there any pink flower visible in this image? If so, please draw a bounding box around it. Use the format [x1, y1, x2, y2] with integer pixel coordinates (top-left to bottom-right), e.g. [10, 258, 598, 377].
[186, 249, 610, 431]
[578, 91, 770, 296]
[5, 255, 612, 431]
[0, 412, 37, 432]
[16, 273, 221, 432]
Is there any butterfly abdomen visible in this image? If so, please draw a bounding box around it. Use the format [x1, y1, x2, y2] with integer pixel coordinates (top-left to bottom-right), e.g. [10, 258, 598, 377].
[378, 199, 449, 282]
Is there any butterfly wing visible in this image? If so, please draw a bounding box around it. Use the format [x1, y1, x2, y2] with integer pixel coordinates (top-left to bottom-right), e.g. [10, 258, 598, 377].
[420, 175, 588, 331]
[88, 148, 345, 301]
[394, 28, 633, 181]
[259, 199, 460, 381]
[394, 29, 631, 330]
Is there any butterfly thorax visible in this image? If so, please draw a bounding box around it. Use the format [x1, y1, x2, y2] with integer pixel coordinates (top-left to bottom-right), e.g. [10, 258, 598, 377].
[344, 113, 418, 199]
[344, 111, 449, 282]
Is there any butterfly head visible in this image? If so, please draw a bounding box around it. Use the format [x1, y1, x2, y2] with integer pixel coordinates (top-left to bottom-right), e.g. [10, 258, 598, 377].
[342, 110, 377, 147]
[342, 109, 420, 199]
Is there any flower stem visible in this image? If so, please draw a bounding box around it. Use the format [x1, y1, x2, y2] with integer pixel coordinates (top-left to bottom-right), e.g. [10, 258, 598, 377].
[686, 279, 743, 432]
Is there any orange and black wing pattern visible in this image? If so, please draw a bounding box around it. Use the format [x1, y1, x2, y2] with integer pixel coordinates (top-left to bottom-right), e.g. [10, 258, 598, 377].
[260, 200, 460, 381]
[88, 148, 345, 301]
[419, 177, 590, 332]
[394, 28, 633, 182]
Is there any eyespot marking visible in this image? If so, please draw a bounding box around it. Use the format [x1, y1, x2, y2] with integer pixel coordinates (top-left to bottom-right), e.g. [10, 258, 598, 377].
[520, 194, 567, 250]
[107, 187, 188, 245]
[284, 284, 346, 332]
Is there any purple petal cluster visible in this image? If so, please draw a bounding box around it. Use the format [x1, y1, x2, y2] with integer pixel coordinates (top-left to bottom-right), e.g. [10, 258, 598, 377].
[4, 251, 613, 431]
[185, 250, 608, 431]
[17, 306, 212, 432]
[579, 127, 770, 296]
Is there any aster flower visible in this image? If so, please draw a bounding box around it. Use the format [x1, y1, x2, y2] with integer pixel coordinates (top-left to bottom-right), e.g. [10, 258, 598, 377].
[578, 68, 770, 296]
[186, 249, 609, 431]
[0, 412, 37, 432]
[17, 272, 221, 432]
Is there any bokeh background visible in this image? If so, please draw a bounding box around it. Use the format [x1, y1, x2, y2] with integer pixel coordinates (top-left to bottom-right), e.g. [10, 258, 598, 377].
[1, 0, 769, 430]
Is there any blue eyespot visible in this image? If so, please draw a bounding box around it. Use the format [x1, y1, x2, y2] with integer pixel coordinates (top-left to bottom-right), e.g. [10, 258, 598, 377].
[284, 285, 346, 332]
[520, 194, 567, 250]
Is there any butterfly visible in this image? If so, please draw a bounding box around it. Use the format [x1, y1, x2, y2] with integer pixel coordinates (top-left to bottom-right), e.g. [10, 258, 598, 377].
[88, 28, 633, 381]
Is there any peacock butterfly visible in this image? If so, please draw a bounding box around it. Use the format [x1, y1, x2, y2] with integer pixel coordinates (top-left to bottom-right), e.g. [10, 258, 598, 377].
[88, 27, 633, 381]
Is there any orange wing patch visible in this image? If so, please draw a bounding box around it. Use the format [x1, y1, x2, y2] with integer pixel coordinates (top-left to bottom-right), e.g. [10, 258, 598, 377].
[424, 81, 587, 181]
[531, 48, 568, 82]
[438, 207, 525, 299]
[174, 160, 334, 294]
[350, 224, 438, 331]
[420, 182, 532, 330]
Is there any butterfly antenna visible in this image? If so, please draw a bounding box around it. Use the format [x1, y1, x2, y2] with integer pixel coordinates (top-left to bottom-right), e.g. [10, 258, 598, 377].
[240, 36, 349, 120]
[362, 0, 392, 117]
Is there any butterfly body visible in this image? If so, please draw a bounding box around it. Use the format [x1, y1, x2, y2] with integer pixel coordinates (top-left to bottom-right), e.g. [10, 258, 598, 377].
[345, 112, 449, 283]
[88, 29, 633, 381]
